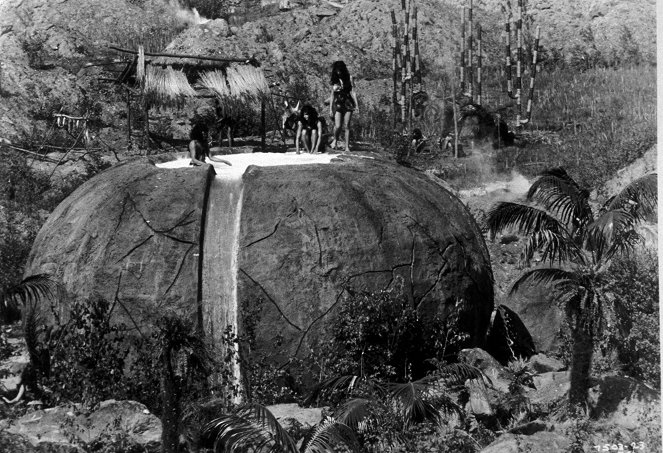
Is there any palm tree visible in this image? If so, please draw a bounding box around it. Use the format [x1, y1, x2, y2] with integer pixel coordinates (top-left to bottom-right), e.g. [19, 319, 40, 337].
[486, 168, 657, 411]
[1, 274, 61, 396]
[199, 402, 361, 453]
[1, 273, 60, 325]
[157, 314, 213, 453]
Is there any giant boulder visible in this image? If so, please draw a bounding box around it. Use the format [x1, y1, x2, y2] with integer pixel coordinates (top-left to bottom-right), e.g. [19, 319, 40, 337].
[25, 154, 494, 380]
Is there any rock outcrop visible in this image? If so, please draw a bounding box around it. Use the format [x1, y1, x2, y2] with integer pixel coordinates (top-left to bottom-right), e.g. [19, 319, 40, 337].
[25, 154, 495, 379]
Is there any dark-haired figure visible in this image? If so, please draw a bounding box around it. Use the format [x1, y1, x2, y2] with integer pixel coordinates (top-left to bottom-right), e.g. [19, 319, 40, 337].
[329, 60, 359, 152]
[189, 123, 231, 166]
[295, 105, 324, 154]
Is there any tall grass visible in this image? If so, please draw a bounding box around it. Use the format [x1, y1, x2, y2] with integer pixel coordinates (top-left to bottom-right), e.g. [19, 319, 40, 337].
[519, 65, 656, 188]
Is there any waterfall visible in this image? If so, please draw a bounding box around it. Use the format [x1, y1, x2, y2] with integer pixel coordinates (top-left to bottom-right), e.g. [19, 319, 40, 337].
[157, 153, 339, 400]
[202, 172, 244, 400]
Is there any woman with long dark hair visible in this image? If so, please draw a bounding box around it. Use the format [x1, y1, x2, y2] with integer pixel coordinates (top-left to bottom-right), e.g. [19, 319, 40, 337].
[296, 105, 324, 154]
[329, 60, 359, 152]
[188, 122, 231, 166]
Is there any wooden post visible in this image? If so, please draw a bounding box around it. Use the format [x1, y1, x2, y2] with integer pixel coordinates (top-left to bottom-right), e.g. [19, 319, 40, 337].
[261, 98, 266, 152]
[126, 87, 132, 149]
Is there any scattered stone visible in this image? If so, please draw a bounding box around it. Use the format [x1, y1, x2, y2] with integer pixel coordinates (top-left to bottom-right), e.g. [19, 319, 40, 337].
[266, 403, 324, 429]
[480, 431, 570, 453]
[4, 400, 161, 451]
[527, 353, 565, 374]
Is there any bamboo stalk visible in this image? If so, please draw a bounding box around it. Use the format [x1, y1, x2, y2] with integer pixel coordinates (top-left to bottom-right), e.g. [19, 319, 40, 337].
[505, 16, 515, 99]
[477, 23, 482, 105]
[404, 0, 411, 133]
[400, 0, 407, 131]
[413, 6, 421, 90]
[516, 0, 523, 127]
[521, 26, 540, 125]
[391, 10, 400, 127]
[468, 0, 473, 101]
[460, 7, 466, 93]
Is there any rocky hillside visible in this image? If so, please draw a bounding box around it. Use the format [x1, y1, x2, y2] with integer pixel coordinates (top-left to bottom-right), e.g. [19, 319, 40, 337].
[0, 0, 656, 144]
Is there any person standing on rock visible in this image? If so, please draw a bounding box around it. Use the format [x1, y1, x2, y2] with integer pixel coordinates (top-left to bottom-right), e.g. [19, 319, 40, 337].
[329, 60, 358, 152]
[188, 122, 231, 166]
[296, 105, 324, 154]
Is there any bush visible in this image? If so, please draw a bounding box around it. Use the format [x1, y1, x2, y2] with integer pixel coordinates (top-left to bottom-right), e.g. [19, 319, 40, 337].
[38, 295, 165, 410]
[324, 289, 451, 382]
[599, 250, 659, 386]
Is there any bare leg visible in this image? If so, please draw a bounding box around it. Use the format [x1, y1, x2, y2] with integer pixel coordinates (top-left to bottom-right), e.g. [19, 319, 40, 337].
[343, 111, 353, 152]
[332, 111, 343, 149]
[302, 130, 311, 152]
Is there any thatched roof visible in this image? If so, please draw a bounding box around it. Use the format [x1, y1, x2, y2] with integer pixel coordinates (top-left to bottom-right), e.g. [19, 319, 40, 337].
[111, 46, 270, 108]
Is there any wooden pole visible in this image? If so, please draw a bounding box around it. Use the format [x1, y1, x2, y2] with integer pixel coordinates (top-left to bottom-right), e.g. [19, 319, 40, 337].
[261, 98, 266, 152]
[109, 46, 254, 64]
[126, 87, 132, 149]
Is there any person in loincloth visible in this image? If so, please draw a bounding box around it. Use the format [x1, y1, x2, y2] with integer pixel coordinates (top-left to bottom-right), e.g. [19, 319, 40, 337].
[188, 122, 231, 167]
[329, 60, 359, 152]
[295, 105, 324, 154]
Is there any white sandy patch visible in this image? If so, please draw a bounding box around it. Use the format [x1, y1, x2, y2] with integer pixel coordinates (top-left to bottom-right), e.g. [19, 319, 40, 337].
[156, 152, 340, 177]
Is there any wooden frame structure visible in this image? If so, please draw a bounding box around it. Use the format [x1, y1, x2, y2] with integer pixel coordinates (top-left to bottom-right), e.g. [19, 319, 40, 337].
[108, 45, 270, 153]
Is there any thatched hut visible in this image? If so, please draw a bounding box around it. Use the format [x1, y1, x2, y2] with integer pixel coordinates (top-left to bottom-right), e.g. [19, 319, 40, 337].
[111, 46, 271, 151]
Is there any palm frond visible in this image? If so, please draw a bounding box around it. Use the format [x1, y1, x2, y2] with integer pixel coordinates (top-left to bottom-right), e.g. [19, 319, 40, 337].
[486, 201, 567, 240]
[524, 228, 585, 265]
[306, 374, 380, 404]
[527, 168, 593, 227]
[2, 274, 61, 325]
[200, 403, 298, 453]
[300, 418, 361, 453]
[604, 173, 657, 221]
[386, 380, 441, 427]
[510, 267, 580, 301]
[585, 209, 639, 262]
[333, 398, 373, 432]
[434, 363, 490, 386]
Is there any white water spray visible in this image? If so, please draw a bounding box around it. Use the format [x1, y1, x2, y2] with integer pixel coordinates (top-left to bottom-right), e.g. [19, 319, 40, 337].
[168, 0, 210, 26]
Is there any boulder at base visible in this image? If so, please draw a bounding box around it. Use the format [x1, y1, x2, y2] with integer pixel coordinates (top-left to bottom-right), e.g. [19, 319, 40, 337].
[25, 154, 494, 381]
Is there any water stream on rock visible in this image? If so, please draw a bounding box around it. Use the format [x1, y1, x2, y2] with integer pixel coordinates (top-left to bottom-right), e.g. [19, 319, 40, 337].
[157, 152, 338, 398]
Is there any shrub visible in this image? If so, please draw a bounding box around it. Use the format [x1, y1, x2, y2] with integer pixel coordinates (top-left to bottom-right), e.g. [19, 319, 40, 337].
[324, 289, 450, 382]
[599, 250, 659, 385]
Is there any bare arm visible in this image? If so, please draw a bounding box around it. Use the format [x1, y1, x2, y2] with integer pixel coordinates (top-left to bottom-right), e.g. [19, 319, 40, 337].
[329, 88, 335, 117]
[208, 155, 232, 166]
[295, 122, 303, 154]
[313, 121, 322, 152]
[188, 141, 206, 166]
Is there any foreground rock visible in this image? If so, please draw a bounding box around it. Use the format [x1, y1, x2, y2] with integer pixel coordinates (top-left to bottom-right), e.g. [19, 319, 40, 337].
[26, 154, 495, 384]
[1, 400, 161, 452]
